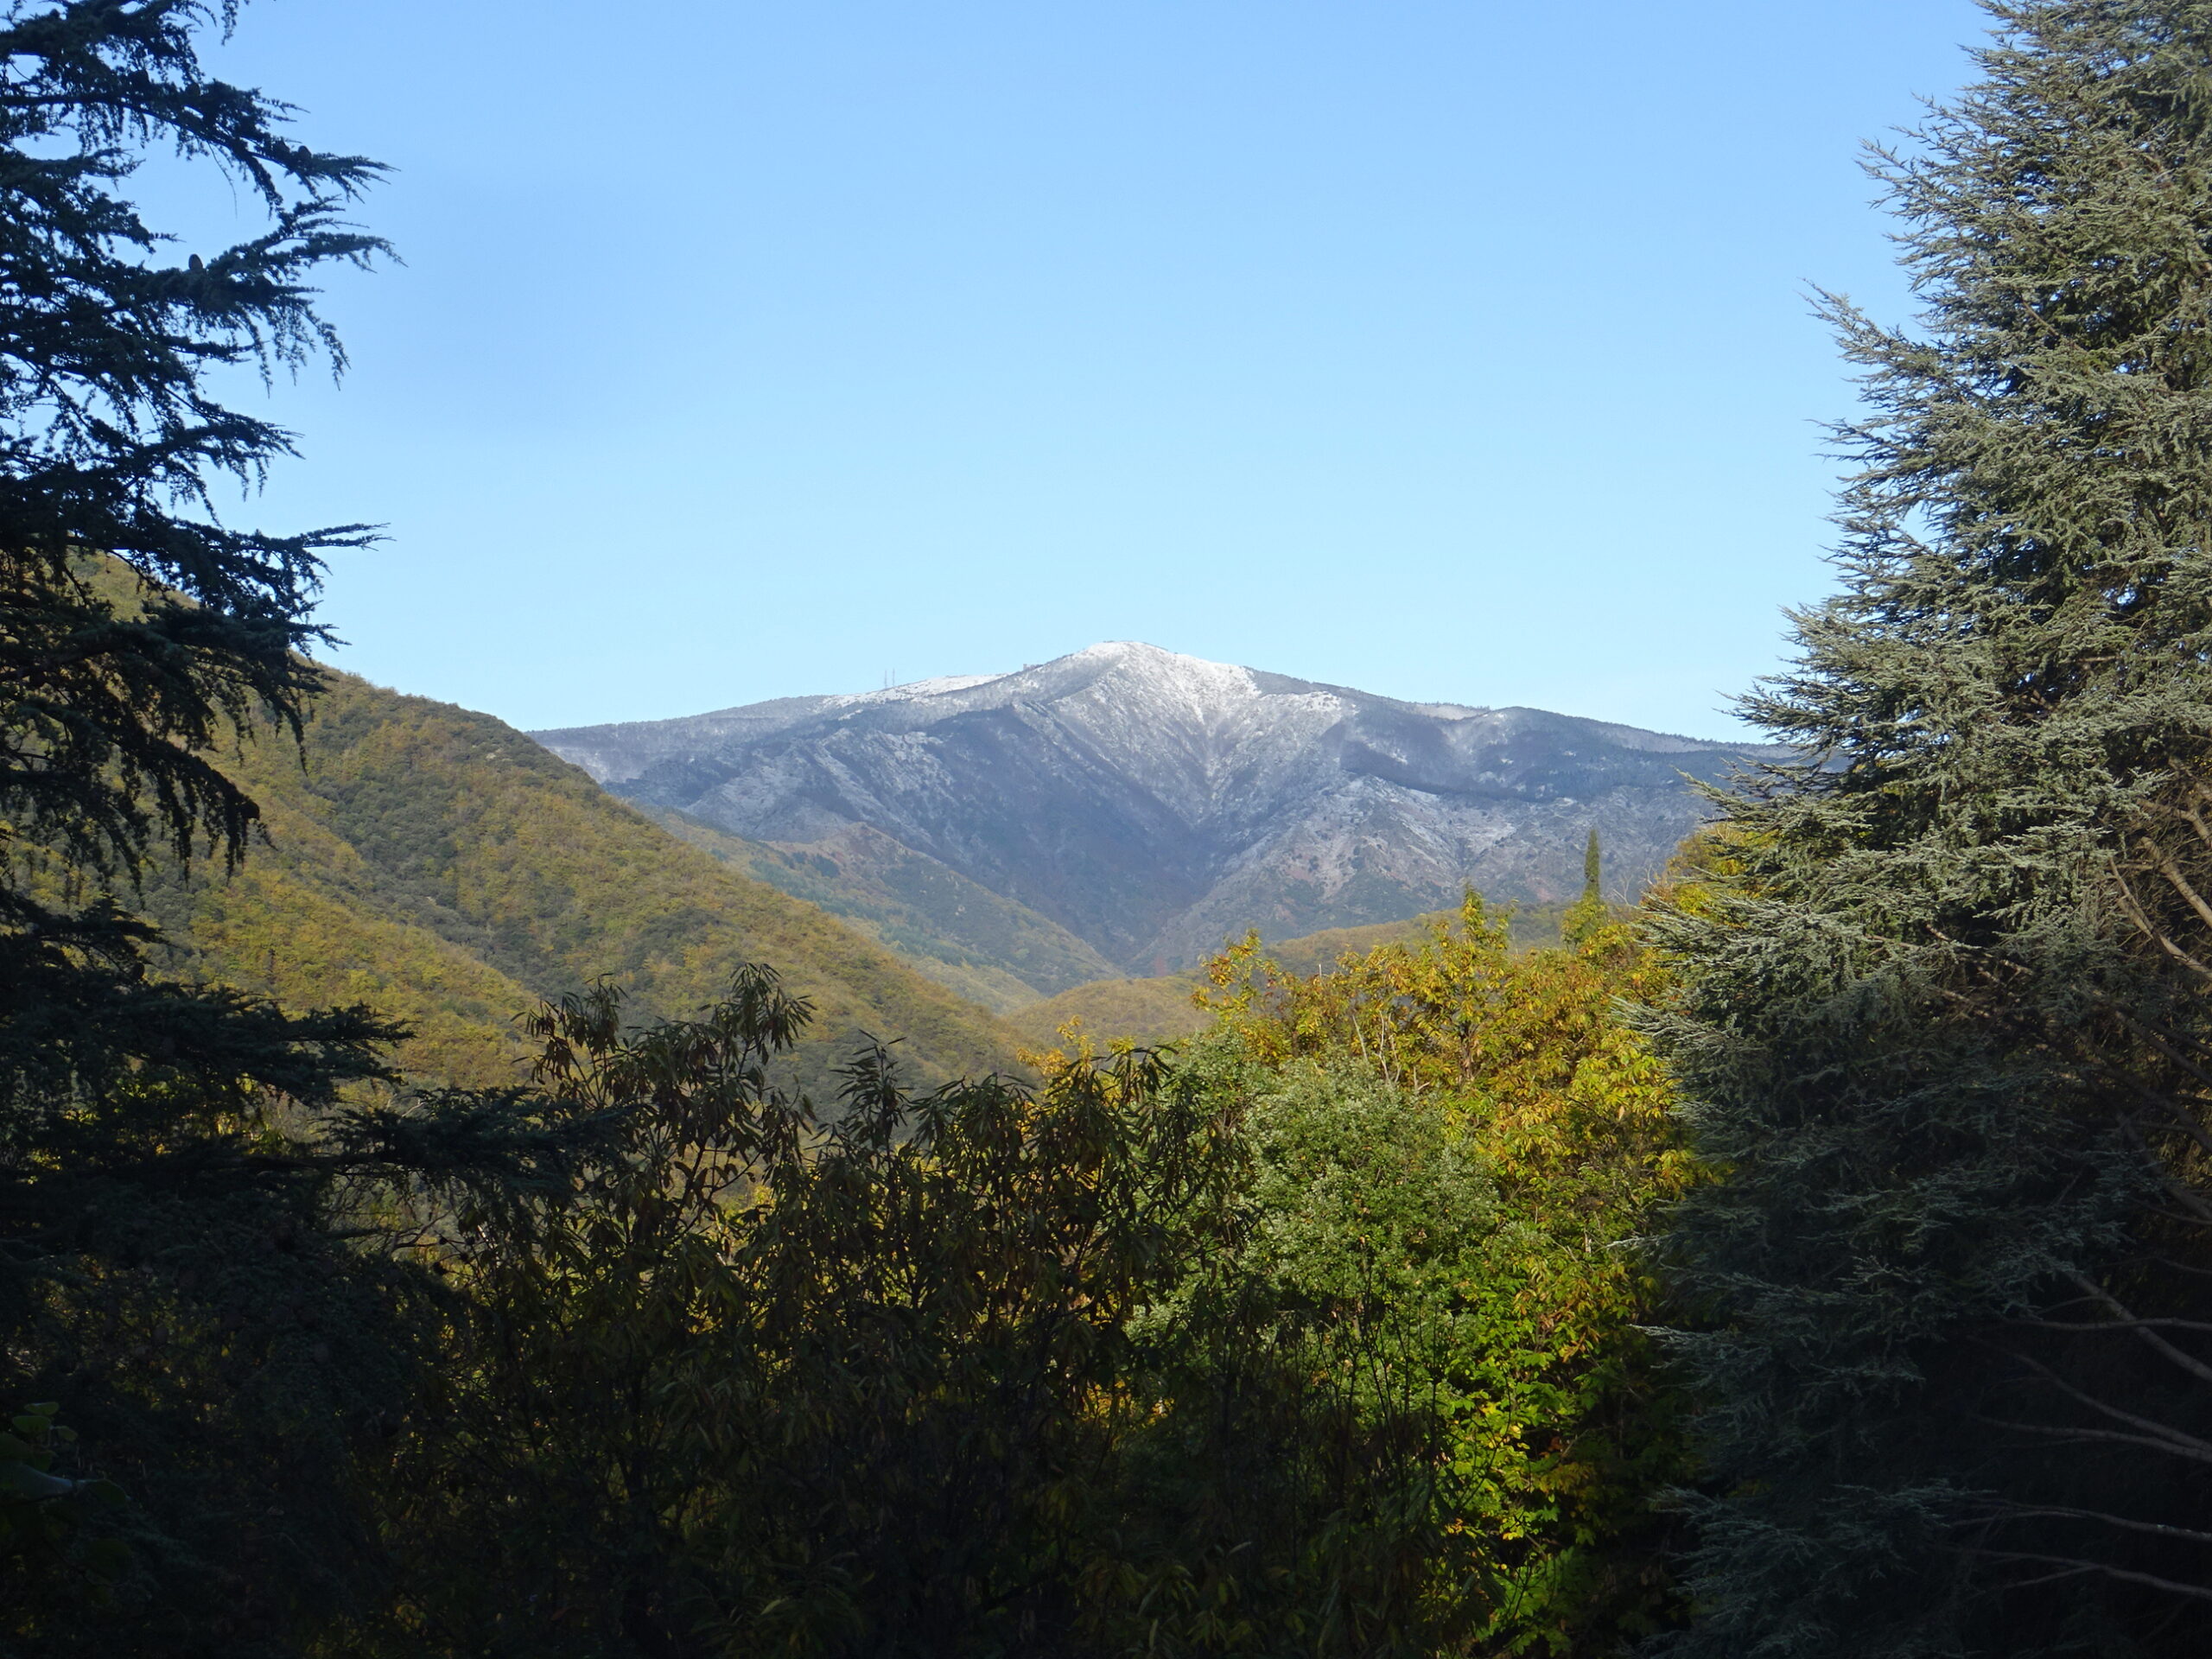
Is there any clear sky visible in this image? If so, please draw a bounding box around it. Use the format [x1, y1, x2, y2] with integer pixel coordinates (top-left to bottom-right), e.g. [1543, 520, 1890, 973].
[184, 0, 1991, 738]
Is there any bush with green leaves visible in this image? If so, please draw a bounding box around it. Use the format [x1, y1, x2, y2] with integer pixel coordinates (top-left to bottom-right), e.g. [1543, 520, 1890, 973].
[1147, 892, 1693, 1655]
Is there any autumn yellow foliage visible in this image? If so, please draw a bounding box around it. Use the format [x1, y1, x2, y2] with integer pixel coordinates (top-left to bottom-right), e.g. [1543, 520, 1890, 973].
[1179, 892, 1696, 1649]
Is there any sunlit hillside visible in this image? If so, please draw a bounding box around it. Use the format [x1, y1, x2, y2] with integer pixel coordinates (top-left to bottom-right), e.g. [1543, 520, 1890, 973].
[131, 672, 1031, 1094]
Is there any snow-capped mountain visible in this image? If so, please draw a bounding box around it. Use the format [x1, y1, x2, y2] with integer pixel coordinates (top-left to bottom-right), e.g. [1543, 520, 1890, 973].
[532, 643, 1772, 973]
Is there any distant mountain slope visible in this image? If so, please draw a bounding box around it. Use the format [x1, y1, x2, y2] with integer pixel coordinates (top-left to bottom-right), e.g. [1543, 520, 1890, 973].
[536, 643, 1775, 972]
[642, 810, 1118, 1014]
[1005, 975, 1211, 1052]
[139, 672, 1030, 1093]
[1004, 902, 1585, 1051]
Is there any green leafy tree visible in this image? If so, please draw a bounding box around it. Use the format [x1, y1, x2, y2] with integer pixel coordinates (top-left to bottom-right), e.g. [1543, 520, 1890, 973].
[371, 969, 1252, 1659]
[1181, 893, 1693, 1652]
[1117, 1053, 1516, 1657]
[1648, 4, 2212, 1653]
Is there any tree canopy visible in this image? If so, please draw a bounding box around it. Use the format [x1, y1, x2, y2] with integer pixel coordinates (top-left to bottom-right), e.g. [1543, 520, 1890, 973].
[0, 9, 556, 1650]
[1647, 3, 2212, 1651]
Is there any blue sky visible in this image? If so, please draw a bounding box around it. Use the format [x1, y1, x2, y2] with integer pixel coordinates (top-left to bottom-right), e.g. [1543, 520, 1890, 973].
[187, 0, 1988, 737]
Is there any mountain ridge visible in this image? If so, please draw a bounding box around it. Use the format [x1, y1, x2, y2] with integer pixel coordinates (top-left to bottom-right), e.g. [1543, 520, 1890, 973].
[535, 643, 1776, 975]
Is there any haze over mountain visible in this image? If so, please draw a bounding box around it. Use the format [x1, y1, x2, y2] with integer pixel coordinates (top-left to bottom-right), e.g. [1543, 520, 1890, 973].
[534, 643, 1775, 976]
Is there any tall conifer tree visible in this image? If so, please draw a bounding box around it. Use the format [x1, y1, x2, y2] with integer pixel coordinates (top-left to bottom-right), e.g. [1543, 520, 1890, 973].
[1564, 826, 1607, 944]
[1651, 4, 2212, 1654]
[0, 8, 563, 1649]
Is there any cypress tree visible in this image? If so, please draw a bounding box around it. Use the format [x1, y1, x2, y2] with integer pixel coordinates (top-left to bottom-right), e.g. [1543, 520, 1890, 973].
[1565, 826, 1607, 944]
[1649, 4, 2212, 1654]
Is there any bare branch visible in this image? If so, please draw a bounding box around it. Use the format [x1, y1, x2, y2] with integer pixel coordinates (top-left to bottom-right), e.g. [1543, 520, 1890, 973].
[2142, 840, 2212, 936]
[2109, 871, 2212, 982]
[1977, 1343, 2212, 1459]
[1965, 1505, 2212, 1548]
[1961, 1550, 2212, 1605]
[2059, 1272, 2212, 1389]
[2008, 1313, 2212, 1336]
[1973, 1414, 2212, 1465]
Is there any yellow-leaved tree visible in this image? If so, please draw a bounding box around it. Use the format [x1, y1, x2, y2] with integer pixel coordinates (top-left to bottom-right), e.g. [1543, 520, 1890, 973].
[1148, 888, 1696, 1652]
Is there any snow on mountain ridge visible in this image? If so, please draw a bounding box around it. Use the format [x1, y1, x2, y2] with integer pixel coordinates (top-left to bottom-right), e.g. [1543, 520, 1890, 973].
[531, 644, 1778, 972]
[818, 672, 1003, 713]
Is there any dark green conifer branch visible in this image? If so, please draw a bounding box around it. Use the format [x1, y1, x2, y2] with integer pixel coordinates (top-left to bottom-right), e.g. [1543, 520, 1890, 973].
[0, 11, 600, 1650]
[1649, 4, 2212, 1652]
[0, 0, 390, 880]
[1564, 825, 1606, 944]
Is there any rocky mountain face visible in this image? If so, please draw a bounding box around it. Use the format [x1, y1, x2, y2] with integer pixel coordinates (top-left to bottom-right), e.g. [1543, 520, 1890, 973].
[533, 643, 1775, 976]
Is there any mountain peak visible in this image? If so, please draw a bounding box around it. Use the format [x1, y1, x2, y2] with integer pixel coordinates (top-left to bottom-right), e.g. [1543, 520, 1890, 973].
[533, 651, 1777, 976]
[1065, 639, 1226, 674]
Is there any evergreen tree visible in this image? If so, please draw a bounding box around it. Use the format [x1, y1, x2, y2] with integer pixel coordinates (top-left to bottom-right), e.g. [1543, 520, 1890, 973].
[0, 8, 561, 1650]
[1649, 4, 2212, 1653]
[1565, 826, 1607, 944]
[0, 0, 385, 878]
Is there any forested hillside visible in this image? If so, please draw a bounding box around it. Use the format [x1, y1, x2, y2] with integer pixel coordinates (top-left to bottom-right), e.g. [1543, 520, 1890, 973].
[643, 807, 1118, 1011]
[12, 6, 2212, 1657]
[141, 673, 1029, 1091]
[1007, 899, 1580, 1048]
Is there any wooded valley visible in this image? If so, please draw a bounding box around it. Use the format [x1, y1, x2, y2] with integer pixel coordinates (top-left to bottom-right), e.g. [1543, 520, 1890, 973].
[6, 3, 2212, 1656]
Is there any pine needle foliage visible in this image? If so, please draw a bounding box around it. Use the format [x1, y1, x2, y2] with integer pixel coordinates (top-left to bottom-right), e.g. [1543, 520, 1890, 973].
[0, 0, 385, 881]
[1647, 5, 2212, 1653]
[0, 10, 582, 1652]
